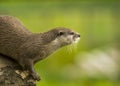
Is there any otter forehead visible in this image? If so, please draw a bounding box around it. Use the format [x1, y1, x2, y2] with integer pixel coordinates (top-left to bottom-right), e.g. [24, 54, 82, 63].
[54, 27, 73, 32]
[52, 27, 79, 36]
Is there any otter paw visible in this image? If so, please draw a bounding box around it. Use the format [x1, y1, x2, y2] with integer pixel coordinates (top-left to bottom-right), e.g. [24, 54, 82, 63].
[31, 73, 41, 81]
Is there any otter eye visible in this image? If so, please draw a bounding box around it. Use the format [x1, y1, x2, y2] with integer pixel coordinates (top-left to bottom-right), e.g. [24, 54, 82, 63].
[57, 31, 64, 36]
[70, 32, 74, 35]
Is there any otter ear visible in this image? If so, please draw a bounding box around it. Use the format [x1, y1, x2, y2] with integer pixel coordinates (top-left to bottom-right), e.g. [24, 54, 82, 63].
[57, 31, 64, 36]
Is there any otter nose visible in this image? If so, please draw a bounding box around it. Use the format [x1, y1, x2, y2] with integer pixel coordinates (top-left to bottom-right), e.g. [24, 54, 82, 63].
[78, 34, 80, 37]
[76, 34, 80, 37]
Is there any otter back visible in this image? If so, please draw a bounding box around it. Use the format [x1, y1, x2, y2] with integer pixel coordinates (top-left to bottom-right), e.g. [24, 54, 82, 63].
[0, 16, 32, 59]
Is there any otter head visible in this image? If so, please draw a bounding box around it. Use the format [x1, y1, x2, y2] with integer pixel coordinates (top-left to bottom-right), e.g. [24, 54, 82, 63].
[55, 28, 80, 46]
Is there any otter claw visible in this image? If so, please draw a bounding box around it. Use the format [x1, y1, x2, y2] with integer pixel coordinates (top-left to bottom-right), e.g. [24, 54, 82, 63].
[31, 73, 41, 81]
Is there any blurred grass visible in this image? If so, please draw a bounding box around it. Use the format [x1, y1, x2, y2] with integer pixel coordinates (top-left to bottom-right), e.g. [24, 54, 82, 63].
[0, 1, 120, 86]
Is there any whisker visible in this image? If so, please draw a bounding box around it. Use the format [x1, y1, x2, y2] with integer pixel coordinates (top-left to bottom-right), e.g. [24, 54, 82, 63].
[65, 43, 78, 54]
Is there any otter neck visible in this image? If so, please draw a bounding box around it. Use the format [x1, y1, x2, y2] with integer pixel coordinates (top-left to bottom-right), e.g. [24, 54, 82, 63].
[44, 39, 62, 56]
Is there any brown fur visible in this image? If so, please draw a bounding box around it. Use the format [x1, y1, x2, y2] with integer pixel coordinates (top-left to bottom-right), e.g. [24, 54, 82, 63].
[0, 15, 80, 81]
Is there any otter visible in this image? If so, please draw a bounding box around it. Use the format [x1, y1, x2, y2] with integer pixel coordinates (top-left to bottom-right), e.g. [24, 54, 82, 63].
[0, 15, 80, 81]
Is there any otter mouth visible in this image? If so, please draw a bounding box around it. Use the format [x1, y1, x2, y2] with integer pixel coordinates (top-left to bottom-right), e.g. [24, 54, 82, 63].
[72, 33, 80, 43]
[73, 37, 80, 43]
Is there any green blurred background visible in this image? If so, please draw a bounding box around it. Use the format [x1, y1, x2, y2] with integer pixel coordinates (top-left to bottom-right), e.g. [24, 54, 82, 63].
[0, 0, 120, 86]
